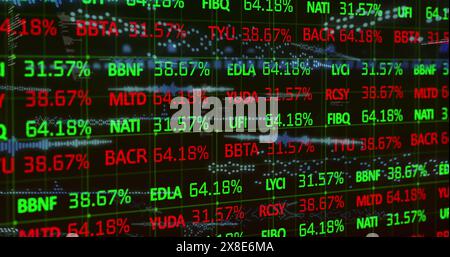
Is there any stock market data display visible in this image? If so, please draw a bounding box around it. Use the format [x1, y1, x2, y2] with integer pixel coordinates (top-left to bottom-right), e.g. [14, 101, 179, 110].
[0, 0, 448, 238]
